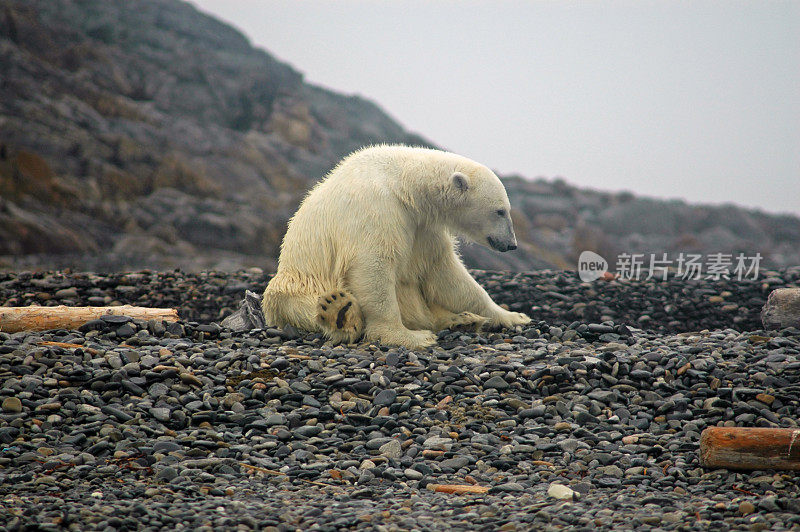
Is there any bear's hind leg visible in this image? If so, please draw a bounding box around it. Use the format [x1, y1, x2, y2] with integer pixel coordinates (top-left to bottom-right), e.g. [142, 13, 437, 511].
[262, 286, 320, 332]
[317, 290, 364, 344]
[348, 258, 437, 349]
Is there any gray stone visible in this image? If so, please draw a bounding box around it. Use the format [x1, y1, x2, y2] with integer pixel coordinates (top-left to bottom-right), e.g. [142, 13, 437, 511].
[558, 438, 584, 453]
[762, 288, 800, 330]
[519, 405, 546, 418]
[440, 455, 470, 470]
[493, 482, 525, 493]
[265, 413, 286, 426]
[115, 324, 136, 338]
[484, 376, 509, 390]
[403, 468, 423, 480]
[378, 440, 403, 459]
[148, 383, 169, 398]
[547, 483, 575, 500]
[575, 411, 599, 424]
[153, 441, 182, 454]
[366, 437, 393, 450]
[423, 436, 452, 449]
[587, 390, 615, 403]
[156, 467, 178, 482]
[294, 425, 323, 438]
[55, 287, 79, 298]
[151, 408, 171, 422]
[373, 389, 397, 406]
[100, 405, 132, 422]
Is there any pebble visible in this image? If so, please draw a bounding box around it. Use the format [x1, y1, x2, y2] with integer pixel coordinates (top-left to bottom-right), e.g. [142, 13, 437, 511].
[2, 397, 22, 413]
[547, 483, 575, 500]
[151, 408, 171, 422]
[756, 393, 775, 405]
[739, 501, 757, 516]
[440, 455, 470, 470]
[379, 440, 403, 459]
[156, 467, 179, 482]
[373, 389, 397, 406]
[403, 468, 423, 480]
[54, 287, 79, 298]
[558, 438, 582, 453]
[484, 376, 510, 390]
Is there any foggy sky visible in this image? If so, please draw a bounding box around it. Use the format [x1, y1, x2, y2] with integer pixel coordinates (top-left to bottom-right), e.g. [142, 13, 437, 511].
[188, 1, 800, 216]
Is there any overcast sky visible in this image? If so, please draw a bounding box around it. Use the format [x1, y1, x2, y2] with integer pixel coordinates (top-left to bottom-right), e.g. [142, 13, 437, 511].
[188, 1, 799, 216]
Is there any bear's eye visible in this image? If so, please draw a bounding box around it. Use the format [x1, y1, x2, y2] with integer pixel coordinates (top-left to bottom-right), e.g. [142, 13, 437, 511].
[495, 209, 507, 217]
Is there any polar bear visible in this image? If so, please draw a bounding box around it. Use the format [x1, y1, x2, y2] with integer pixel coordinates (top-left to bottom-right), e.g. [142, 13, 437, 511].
[262, 145, 530, 349]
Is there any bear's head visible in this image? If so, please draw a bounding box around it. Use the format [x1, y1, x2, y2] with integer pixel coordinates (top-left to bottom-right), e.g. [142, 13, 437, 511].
[447, 166, 518, 253]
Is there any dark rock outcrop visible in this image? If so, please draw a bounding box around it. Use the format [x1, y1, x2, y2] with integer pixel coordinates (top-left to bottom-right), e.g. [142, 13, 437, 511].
[0, 0, 427, 271]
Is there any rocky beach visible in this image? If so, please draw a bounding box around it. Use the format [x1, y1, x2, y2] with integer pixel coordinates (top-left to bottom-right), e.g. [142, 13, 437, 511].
[1, 268, 799, 530]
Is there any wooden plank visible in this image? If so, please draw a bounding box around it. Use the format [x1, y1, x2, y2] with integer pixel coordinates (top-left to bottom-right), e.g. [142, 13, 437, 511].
[427, 484, 490, 494]
[700, 427, 800, 470]
[0, 305, 179, 333]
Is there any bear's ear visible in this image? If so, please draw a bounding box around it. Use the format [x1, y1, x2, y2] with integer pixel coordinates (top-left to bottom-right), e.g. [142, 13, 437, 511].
[451, 172, 469, 193]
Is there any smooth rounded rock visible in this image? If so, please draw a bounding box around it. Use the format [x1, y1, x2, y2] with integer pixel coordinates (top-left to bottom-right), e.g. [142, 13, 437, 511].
[548, 483, 575, 500]
[2, 397, 22, 413]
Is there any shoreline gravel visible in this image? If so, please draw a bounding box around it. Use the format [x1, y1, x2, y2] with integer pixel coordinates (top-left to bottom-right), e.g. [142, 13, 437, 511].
[1, 268, 799, 531]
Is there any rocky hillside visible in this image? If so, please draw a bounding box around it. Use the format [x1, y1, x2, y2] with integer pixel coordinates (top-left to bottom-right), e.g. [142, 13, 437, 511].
[0, 0, 427, 272]
[1, 0, 798, 273]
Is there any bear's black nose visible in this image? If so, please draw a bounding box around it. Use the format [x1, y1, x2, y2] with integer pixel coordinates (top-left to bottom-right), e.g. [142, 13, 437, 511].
[488, 236, 517, 252]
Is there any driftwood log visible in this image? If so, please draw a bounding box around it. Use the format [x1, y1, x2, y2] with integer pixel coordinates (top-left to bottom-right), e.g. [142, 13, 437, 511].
[700, 427, 800, 470]
[427, 484, 490, 494]
[0, 305, 179, 333]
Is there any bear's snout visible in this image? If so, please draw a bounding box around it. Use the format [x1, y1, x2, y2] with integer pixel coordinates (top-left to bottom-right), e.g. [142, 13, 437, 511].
[487, 235, 517, 252]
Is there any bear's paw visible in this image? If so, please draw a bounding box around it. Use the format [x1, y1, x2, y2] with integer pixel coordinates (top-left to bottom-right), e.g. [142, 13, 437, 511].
[438, 311, 488, 333]
[317, 290, 364, 343]
[487, 310, 531, 331]
[370, 328, 437, 350]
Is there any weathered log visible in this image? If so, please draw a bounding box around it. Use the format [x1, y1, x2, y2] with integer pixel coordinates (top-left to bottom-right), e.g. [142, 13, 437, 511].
[220, 290, 265, 331]
[0, 305, 179, 333]
[427, 484, 490, 494]
[700, 427, 800, 470]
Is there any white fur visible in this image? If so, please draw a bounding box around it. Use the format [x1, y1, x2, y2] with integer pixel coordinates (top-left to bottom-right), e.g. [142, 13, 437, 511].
[262, 145, 530, 349]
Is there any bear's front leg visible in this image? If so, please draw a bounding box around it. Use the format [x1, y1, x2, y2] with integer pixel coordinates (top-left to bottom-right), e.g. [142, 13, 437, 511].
[429, 305, 487, 332]
[350, 257, 437, 349]
[370, 326, 438, 350]
[425, 252, 531, 331]
[485, 308, 531, 330]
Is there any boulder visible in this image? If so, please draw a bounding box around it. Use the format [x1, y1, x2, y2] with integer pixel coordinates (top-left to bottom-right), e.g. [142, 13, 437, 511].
[762, 288, 800, 330]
